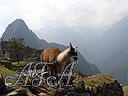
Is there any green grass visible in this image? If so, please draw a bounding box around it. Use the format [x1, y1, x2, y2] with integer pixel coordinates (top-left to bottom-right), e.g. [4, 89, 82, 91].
[85, 74, 114, 86]
[0, 65, 15, 76]
[12, 61, 27, 67]
[86, 79, 97, 86]
[0, 65, 17, 84]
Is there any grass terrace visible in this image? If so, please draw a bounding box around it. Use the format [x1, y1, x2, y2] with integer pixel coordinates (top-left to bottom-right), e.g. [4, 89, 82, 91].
[0, 65, 15, 76]
[12, 61, 27, 67]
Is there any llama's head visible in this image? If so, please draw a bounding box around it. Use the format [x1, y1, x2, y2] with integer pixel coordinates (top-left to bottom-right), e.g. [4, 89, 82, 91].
[68, 43, 78, 60]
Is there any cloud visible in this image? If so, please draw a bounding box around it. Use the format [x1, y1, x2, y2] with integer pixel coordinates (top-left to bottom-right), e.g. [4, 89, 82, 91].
[0, 0, 128, 35]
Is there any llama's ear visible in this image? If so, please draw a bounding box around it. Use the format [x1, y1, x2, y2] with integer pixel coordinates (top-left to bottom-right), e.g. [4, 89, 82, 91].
[70, 42, 73, 48]
[74, 46, 78, 49]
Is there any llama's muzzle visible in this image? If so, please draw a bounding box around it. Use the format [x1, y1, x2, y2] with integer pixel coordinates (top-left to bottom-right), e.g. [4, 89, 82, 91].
[73, 56, 78, 60]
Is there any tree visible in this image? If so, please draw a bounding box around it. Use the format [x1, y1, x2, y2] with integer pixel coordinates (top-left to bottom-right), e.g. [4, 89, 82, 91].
[8, 38, 25, 64]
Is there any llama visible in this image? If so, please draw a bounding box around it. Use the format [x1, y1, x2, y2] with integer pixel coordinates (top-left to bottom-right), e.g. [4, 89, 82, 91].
[40, 43, 78, 77]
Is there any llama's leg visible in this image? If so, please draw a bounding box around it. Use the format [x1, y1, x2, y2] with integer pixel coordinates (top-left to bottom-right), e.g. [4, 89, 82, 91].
[53, 66, 57, 77]
[45, 65, 48, 78]
[51, 67, 56, 85]
[48, 66, 52, 76]
[46, 66, 54, 85]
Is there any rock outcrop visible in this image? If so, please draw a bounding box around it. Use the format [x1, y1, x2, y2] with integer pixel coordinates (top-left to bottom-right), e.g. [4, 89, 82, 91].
[5, 74, 124, 96]
[30, 74, 124, 96]
[72, 74, 124, 96]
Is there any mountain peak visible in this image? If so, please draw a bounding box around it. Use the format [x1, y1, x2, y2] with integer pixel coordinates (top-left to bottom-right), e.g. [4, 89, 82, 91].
[9, 19, 27, 29]
[12, 19, 25, 24]
[1, 19, 30, 41]
[1, 19, 47, 49]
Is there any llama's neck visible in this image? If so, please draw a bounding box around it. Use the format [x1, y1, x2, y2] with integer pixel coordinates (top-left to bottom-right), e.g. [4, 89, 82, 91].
[56, 48, 71, 64]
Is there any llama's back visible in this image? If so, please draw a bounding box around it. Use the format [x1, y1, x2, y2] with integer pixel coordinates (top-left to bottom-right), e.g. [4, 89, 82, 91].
[40, 48, 62, 63]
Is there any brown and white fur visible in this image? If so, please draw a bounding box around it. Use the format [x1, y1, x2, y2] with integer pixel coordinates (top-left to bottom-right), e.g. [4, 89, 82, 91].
[40, 43, 77, 76]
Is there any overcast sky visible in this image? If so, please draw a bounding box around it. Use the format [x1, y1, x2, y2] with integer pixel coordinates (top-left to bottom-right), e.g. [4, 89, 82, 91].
[0, 0, 128, 37]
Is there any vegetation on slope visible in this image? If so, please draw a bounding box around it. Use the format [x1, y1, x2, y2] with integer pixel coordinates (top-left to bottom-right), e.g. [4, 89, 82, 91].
[123, 85, 128, 96]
